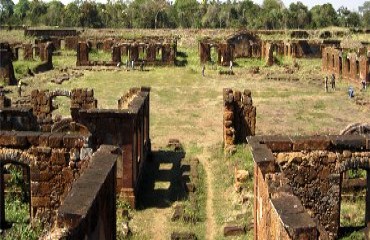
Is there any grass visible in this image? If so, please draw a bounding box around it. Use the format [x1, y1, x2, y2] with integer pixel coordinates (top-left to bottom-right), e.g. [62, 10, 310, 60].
[209, 143, 253, 240]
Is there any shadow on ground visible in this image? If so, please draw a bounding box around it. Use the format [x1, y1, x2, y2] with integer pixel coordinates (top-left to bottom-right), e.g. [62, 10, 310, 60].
[137, 149, 187, 209]
[338, 226, 366, 239]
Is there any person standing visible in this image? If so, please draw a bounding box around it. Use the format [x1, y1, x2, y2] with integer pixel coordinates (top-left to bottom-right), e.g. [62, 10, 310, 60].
[17, 80, 22, 97]
[331, 73, 336, 91]
[324, 76, 329, 93]
[362, 79, 367, 91]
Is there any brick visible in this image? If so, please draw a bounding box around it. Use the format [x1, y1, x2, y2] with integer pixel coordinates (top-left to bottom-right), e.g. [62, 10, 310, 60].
[48, 133, 65, 148]
[32, 196, 51, 207]
[39, 133, 51, 146]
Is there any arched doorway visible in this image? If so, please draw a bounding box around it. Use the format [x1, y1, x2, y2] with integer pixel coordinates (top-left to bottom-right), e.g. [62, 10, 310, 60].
[338, 159, 370, 238]
[0, 160, 31, 231]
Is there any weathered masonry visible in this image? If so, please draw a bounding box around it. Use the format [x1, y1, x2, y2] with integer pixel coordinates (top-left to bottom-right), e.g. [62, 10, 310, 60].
[322, 46, 370, 83]
[223, 88, 256, 148]
[76, 37, 177, 66]
[249, 134, 370, 239]
[0, 42, 17, 85]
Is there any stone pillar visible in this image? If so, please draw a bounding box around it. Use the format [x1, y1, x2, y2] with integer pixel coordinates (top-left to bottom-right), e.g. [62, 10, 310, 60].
[0, 42, 17, 86]
[76, 42, 89, 66]
[265, 43, 274, 66]
[129, 44, 139, 62]
[146, 44, 156, 62]
[23, 44, 33, 60]
[199, 42, 211, 63]
[112, 45, 121, 63]
[0, 163, 5, 230]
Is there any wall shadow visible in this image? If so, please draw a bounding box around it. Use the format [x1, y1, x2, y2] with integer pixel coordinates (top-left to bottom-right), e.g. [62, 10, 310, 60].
[136, 150, 187, 209]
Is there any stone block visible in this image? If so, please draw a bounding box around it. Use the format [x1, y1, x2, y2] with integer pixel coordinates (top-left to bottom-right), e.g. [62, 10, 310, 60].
[32, 196, 51, 207]
[48, 133, 65, 148]
[223, 225, 246, 237]
[291, 136, 330, 151]
[39, 133, 51, 146]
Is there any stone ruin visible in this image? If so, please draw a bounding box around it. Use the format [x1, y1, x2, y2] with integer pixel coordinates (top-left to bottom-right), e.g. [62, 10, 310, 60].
[0, 86, 151, 238]
[1, 41, 55, 76]
[249, 134, 370, 239]
[322, 46, 370, 83]
[199, 30, 341, 66]
[223, 89, 256, 149]
[76, 37, 177, 67]
[0, 42, 17, 85]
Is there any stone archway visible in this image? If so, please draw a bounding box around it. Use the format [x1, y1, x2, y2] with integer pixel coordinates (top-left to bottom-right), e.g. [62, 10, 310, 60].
[0, 150, 36, 230]
[337, 156, 370, 238]
[340, 123, 370, 135]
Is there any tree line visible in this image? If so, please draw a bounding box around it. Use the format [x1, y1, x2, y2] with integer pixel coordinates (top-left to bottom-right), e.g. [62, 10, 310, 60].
[1, 0, 370, 29]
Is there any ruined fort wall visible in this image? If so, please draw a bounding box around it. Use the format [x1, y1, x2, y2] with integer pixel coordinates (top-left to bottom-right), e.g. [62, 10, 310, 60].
[223, 89, 256, 148]
[56, 145, 117, 240]
[0, 131, 90, 225]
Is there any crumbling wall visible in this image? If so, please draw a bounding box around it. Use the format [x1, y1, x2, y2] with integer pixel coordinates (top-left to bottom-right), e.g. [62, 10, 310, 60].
[249, 134, 370, 240]
[323, 47, 370, 83]
[55, 145, 117, 240]
[34, 42, 54, 73]
[199, 42, 211, 63]
[30, 88, 96, 132]
[76, 87, 151, 207]
[65, 36, 79, 50]
[218, 43, 234, 66]
[0, 42, 17, 85]
[76, 42, 89, 66]
[24, 28, 78, 37]
[0, 131, 91, 228]
[23, 43, 33, 60]
[223, 89, 256, 148]
[264, 42, 274, 66]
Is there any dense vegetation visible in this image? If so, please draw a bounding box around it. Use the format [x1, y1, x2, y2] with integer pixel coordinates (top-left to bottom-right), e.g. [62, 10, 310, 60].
[0, 0, 370, 29]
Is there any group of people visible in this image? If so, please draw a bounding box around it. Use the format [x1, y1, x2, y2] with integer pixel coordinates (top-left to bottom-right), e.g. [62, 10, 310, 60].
[324, 74, 336, 92]
[117, 60, 145, 71]
[202, 60, 233, 77]
[324, 73, 368, 99]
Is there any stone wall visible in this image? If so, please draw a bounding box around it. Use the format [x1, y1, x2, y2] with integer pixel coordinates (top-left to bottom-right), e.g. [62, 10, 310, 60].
[0, 42, 17, 85]
[322, 46, 370, 83]
[55, 145, 117, 240]
[24, 28, 78, 37]
[76, 87, 151, 207]
[249, 134, 370, 239]
[34, 42, 54, 73]
[30, 88, 96, 132]
[0, 131, 91, 229]
[65, 36, 79, 50]
[1, 86, 150, 209]
[223, 89, 256, 148]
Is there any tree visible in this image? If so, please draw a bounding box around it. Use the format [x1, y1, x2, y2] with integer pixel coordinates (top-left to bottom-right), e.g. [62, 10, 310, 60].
[44, 0, 64, 26]
[287, 1, 310, 29]
[237, 0, 263, 29]
[0, 0, 14, 24]
[63, 1, 79, 27]
[174, 0, 199, 28]
[27, 0, 47, 25]
[262, 0, 285, 29]
[310, 3, 338, 28]
[360, 1, 370, 28]
[13, 0, 29, 23]
[79, 1, 103, 28]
